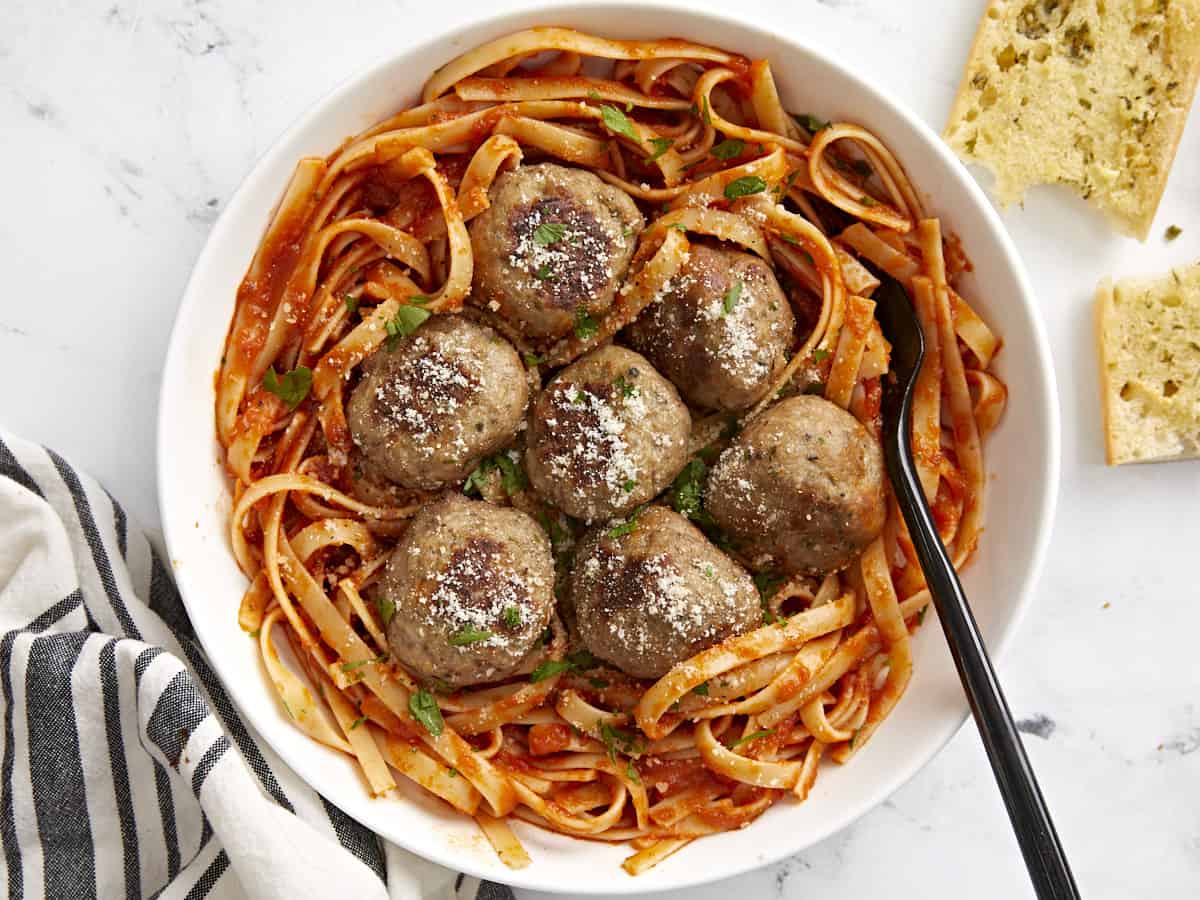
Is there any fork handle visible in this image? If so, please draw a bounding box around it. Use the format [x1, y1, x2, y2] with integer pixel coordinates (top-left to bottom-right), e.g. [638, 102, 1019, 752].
[886, 445, 1079, 899]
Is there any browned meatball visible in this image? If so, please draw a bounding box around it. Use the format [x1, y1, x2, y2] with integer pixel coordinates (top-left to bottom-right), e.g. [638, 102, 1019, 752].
[706, 396, 886, 575]
[346, 315, 527, 491]
[469, 163, 644, 341]
[625, 244, 795, 412]
[571, 506, 759, 679]
[375, 494, 554, 688]
[525, 346, 690, 522]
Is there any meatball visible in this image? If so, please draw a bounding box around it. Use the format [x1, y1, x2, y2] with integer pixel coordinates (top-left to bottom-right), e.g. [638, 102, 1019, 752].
[571, 506, 759, 679]
[706, 395, 887, 575]
[346, 315, 527, 491]
[469, 163, 644, 341]
[624, 244, 795, 412]
[525, 346, 690, 522]
[375, 494, 555, 688]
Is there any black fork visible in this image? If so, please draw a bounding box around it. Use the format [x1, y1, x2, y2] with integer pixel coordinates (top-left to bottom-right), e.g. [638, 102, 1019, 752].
[873, 275, 1079, 899]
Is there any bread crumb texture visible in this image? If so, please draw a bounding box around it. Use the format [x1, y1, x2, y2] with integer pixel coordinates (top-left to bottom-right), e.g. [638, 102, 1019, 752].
[944, 0, 1200, 240]
[1097, 260, 1200, 464]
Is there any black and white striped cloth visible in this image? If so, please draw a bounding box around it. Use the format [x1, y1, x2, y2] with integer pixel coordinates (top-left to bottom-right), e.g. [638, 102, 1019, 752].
[0, 432, 515, 900]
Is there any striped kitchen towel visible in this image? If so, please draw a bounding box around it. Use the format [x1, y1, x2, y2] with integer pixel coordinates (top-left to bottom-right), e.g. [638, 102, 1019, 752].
[0, 431, 514, 900]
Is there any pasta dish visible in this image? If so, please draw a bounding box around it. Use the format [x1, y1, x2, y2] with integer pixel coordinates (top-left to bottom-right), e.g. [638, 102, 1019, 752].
[215, 27, 1007, 875]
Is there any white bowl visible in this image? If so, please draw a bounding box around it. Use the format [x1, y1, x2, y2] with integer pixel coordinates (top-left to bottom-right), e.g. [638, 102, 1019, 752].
[157, 4, 1060, 893]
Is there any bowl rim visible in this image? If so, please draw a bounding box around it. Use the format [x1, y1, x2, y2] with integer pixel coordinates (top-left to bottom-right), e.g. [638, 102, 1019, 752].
[157, 2, 1061, 892]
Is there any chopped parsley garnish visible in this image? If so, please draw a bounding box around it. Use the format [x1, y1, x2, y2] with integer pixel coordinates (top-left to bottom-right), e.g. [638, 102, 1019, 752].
[574, 307, 599, 340]
[376, 596, 396, 627]
[529, 659, 572, 682]
[721, 279, 743, 315]
[408, 294, 432, 304]
[774, 168, 802, 197]
[447, 767, 458, 777]
[263, 365, 312, 411]
[811, 348, 831, 363]
[724, 176, 767, 200]
[463, 452, 527, 496]
[858, 195, 877, 207]
[613, 374, 638, 397]
[587, 88, 601, 100]
[729, 729, 775, 749]
[647, 137, 674, 160]
[1165, 225, 1182, 241]
[704, 565, 714, 578]
[599, 104, 640, 143]
[536, 511, 569, 550]
[626, 762, 641, 784]
[711, 138, 744, 160]
[408, 688, 444, 737]
[503, 606, 522, 629]
[589, 678, 610, 689]
[344, 295, 359, 314]
[348, 715, 367, 731]
[666, 222, 689, 231]
[599, 722, 645, 761]
[794, 113, 830, 133]
[754, 571, 786, 624]
[534, 263, 555, 281]
[606, 507, 645, 538]
[701, 95, 712, 126]
[668, 458, 714, 528]
[522, 352, 546, 367]
[533, 222, 567, 246]
[622, 225, 634, 237]
[340, 654, 386, 673]
[691, 682, 710, 696]
[917, 606, 928, 625]
[621, 479, 637, 493]
[384, 306, 430, 348]
[779, 234, 800, 246]
[448, 624, 493, 646]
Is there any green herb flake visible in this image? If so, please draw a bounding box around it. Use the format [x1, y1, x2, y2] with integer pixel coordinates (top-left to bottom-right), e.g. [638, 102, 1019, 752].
[408, 294, 432, 304]
[668, 458, 713, 528]
[587, 88, 601, 100]
[780, 234, 800, 246]
[348, 715, 367, 731]
[803, 381, 825, 396]
[794, 113, 830, 134]
[666, 222, 689, 231]
[534, 263, 555, 281]
[263, 366, 312, 411]
[711, 138, 745, 160]
[376, 596, 396, 627]
[340, 654, 386, 673]
[503, 606, 522, 629]
[448, 624, 494, 646]
[589, 678, 610, 689]
[606, 507, 644, 539]
[523, 352, 546, 367]
[647, 136, 674, 160]
[384, 306, 431, 348]
[701, 95, 712, 126]
[626, 762, 641, 784]
[463, 452, 527, 496]
[574, 307, 599, 341]
[721, 279, 743, 315]
[533, 222, 567, 246]
[600, 104, 640, 143]
[622, 225, 635, 238]
[724, 176, 767, 201]
[729, 729, 775, 749]
[691, 682, 710, 696]
[408, 688, 444, 737]
[613, 374, 638, 397]
[345, 295, 359, 314]
[529, 659, 573, 682]
[447, 767, 458, 777]
[621, 478, 637, 493]
[858, 195, 877, 207]
[811, 348, 831, 363]
[917, 605, 928, 625]
[1165, 225, 1182, 242]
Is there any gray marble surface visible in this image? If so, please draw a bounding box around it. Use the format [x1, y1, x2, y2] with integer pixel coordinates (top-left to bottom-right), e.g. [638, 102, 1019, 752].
[3, 1, 1198, 897]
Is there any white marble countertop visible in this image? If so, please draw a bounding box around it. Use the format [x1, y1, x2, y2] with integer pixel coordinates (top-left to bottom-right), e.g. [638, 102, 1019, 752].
[3, 1, 1199, 897]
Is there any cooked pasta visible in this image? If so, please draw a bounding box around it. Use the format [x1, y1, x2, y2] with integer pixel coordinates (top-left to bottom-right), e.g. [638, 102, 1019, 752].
[216, 27, 1007, 875]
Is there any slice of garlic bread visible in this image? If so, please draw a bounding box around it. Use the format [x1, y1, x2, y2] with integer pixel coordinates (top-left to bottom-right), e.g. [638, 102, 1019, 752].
[945, 0, 1200, 240]
[1097, 261, 1200, 464]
